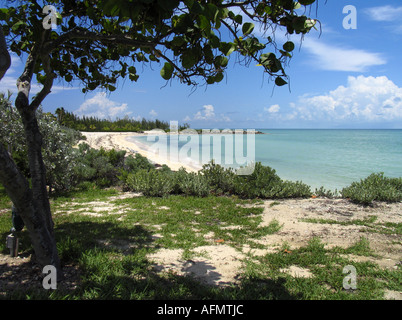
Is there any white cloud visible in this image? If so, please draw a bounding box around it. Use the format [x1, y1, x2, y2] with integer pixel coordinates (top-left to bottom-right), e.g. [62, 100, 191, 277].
[186, 104, 231, 123]
[183, 115, 191, 122]
[265, 104, 280, 114]
[365, 5, 402, 35]
[365, 5, 402, 22]
[280, 76, 402, 124]
[194, 104, 215, 120]
[303, 38, 386, 72]
[75, 92, 130, 119]
[149, 109, 158, 117]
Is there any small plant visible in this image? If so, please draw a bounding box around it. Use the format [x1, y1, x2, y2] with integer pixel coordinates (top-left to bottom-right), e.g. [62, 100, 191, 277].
[341, 173, 402, 205]
[234, 162, 311, 199]
[175, 171, 210, 197]
[118, 153, 155, 187]
[314, 186, 339, 199]
[200, 160, 237, 194]
[126, 169, 173, 197]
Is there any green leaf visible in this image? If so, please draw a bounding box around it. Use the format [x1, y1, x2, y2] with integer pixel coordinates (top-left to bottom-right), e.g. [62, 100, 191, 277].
[0, 8, 9, 19]
[260, 53, 276, 66]
[171, 36, 185, 47]
[160, 62, 174, 80]
[283, 41, 295, 52]
[198, 14, 210, 32]
[181, 50, 198, 69]
[209, 35, 220, 48]
[275, 77, 288, 86]
[214, 56, 228, 68]
[129, 74, 139, 82]
[65, 74, 73, 82]
[157, 0, 180, 12]
[11, 20, 25, 31]
[234, 14, 243, 24]
[299, 0, 315, 5]
[190, 1, 204, 14]
[214, 72, 224, 83]
[220, 42, 236, 56]
[242, 22, 254, 35]
[206, 76, 215, 84]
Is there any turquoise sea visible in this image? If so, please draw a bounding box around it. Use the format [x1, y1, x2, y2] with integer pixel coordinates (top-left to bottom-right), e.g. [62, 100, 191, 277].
[129, 129, 402, 191]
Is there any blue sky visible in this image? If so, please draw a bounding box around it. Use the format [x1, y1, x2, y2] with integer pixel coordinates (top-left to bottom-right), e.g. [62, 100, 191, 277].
[2, 0, 402, 129]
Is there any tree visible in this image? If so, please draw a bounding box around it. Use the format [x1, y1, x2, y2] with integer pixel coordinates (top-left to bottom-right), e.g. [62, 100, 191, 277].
[1, 100, 81, 194]
[0, 0, 318, 279]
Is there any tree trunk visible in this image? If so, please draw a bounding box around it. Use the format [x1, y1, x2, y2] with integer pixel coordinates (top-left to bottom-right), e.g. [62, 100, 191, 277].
[0, 144, 62, 277]
[0, 26, 10, 80]
[0, 25, 62, 280]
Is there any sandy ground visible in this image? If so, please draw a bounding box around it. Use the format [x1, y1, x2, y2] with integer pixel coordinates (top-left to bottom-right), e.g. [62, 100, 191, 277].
[1, 193, 401, 299]
[147, 198, 402, 298]
[79, 131, 201, 172]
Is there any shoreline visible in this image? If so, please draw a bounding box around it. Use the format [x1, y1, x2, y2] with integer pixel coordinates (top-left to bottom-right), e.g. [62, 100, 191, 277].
[79, 131, 201, 172]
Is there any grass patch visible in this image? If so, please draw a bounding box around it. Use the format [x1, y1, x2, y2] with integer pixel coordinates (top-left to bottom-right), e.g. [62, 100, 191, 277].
[301, 216, 402, 236]
[243, 237, 400, 300]
[0, 187, 400, 300]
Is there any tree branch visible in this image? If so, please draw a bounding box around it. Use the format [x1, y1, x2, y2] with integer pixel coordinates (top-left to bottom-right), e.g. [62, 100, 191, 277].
[30, 53, 56, 111]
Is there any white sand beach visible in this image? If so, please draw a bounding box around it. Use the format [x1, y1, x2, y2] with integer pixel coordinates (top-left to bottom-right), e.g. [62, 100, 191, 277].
[79, 131, 201, 172]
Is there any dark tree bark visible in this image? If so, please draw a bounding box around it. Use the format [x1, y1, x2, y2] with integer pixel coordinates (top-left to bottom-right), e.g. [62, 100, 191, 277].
[0, 26, 10, 80]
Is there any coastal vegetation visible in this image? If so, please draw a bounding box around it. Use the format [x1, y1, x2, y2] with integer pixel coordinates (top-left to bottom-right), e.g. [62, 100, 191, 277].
[1, 95, 401, 203]
[1, 97, 401, 300]
[342, 173, 402, 206]
[54, 107, 190, 133]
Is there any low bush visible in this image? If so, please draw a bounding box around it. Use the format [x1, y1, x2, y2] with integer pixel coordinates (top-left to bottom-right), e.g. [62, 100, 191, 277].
[126, 169, 173, 197]
[314, 186, 339, 199]
[233, 162, 311, 199]
[173, 170, 210, 197]
[74, 143, 126, 188]
[200, 160, 237, 194]
[341, 173, 402, 205]
[124, 153, 155, 172]
[118, 153, 155, 187]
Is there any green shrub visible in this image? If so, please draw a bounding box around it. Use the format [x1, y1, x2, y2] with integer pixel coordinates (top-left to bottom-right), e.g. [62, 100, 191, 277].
[126, 169, 173, 197]
[174, 171, 210, 197]
[236, 162, 282, 198]
[341, 173, 402, 205]
[314, 186, 339, 199]
[118, 153, 156, 188]
[124, 153, 155, 172]
[230, 162, 311, 199]
[200, 160, 236, 194]
[74, 144, 125, 188]
[277, 180, 311, 198]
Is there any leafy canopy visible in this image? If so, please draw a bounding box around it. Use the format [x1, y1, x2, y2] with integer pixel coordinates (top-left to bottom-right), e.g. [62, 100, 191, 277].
[0, 0, 317, 92]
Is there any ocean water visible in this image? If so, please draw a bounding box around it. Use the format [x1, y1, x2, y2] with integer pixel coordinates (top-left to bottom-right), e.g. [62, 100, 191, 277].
[129, 129, 402, 191]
